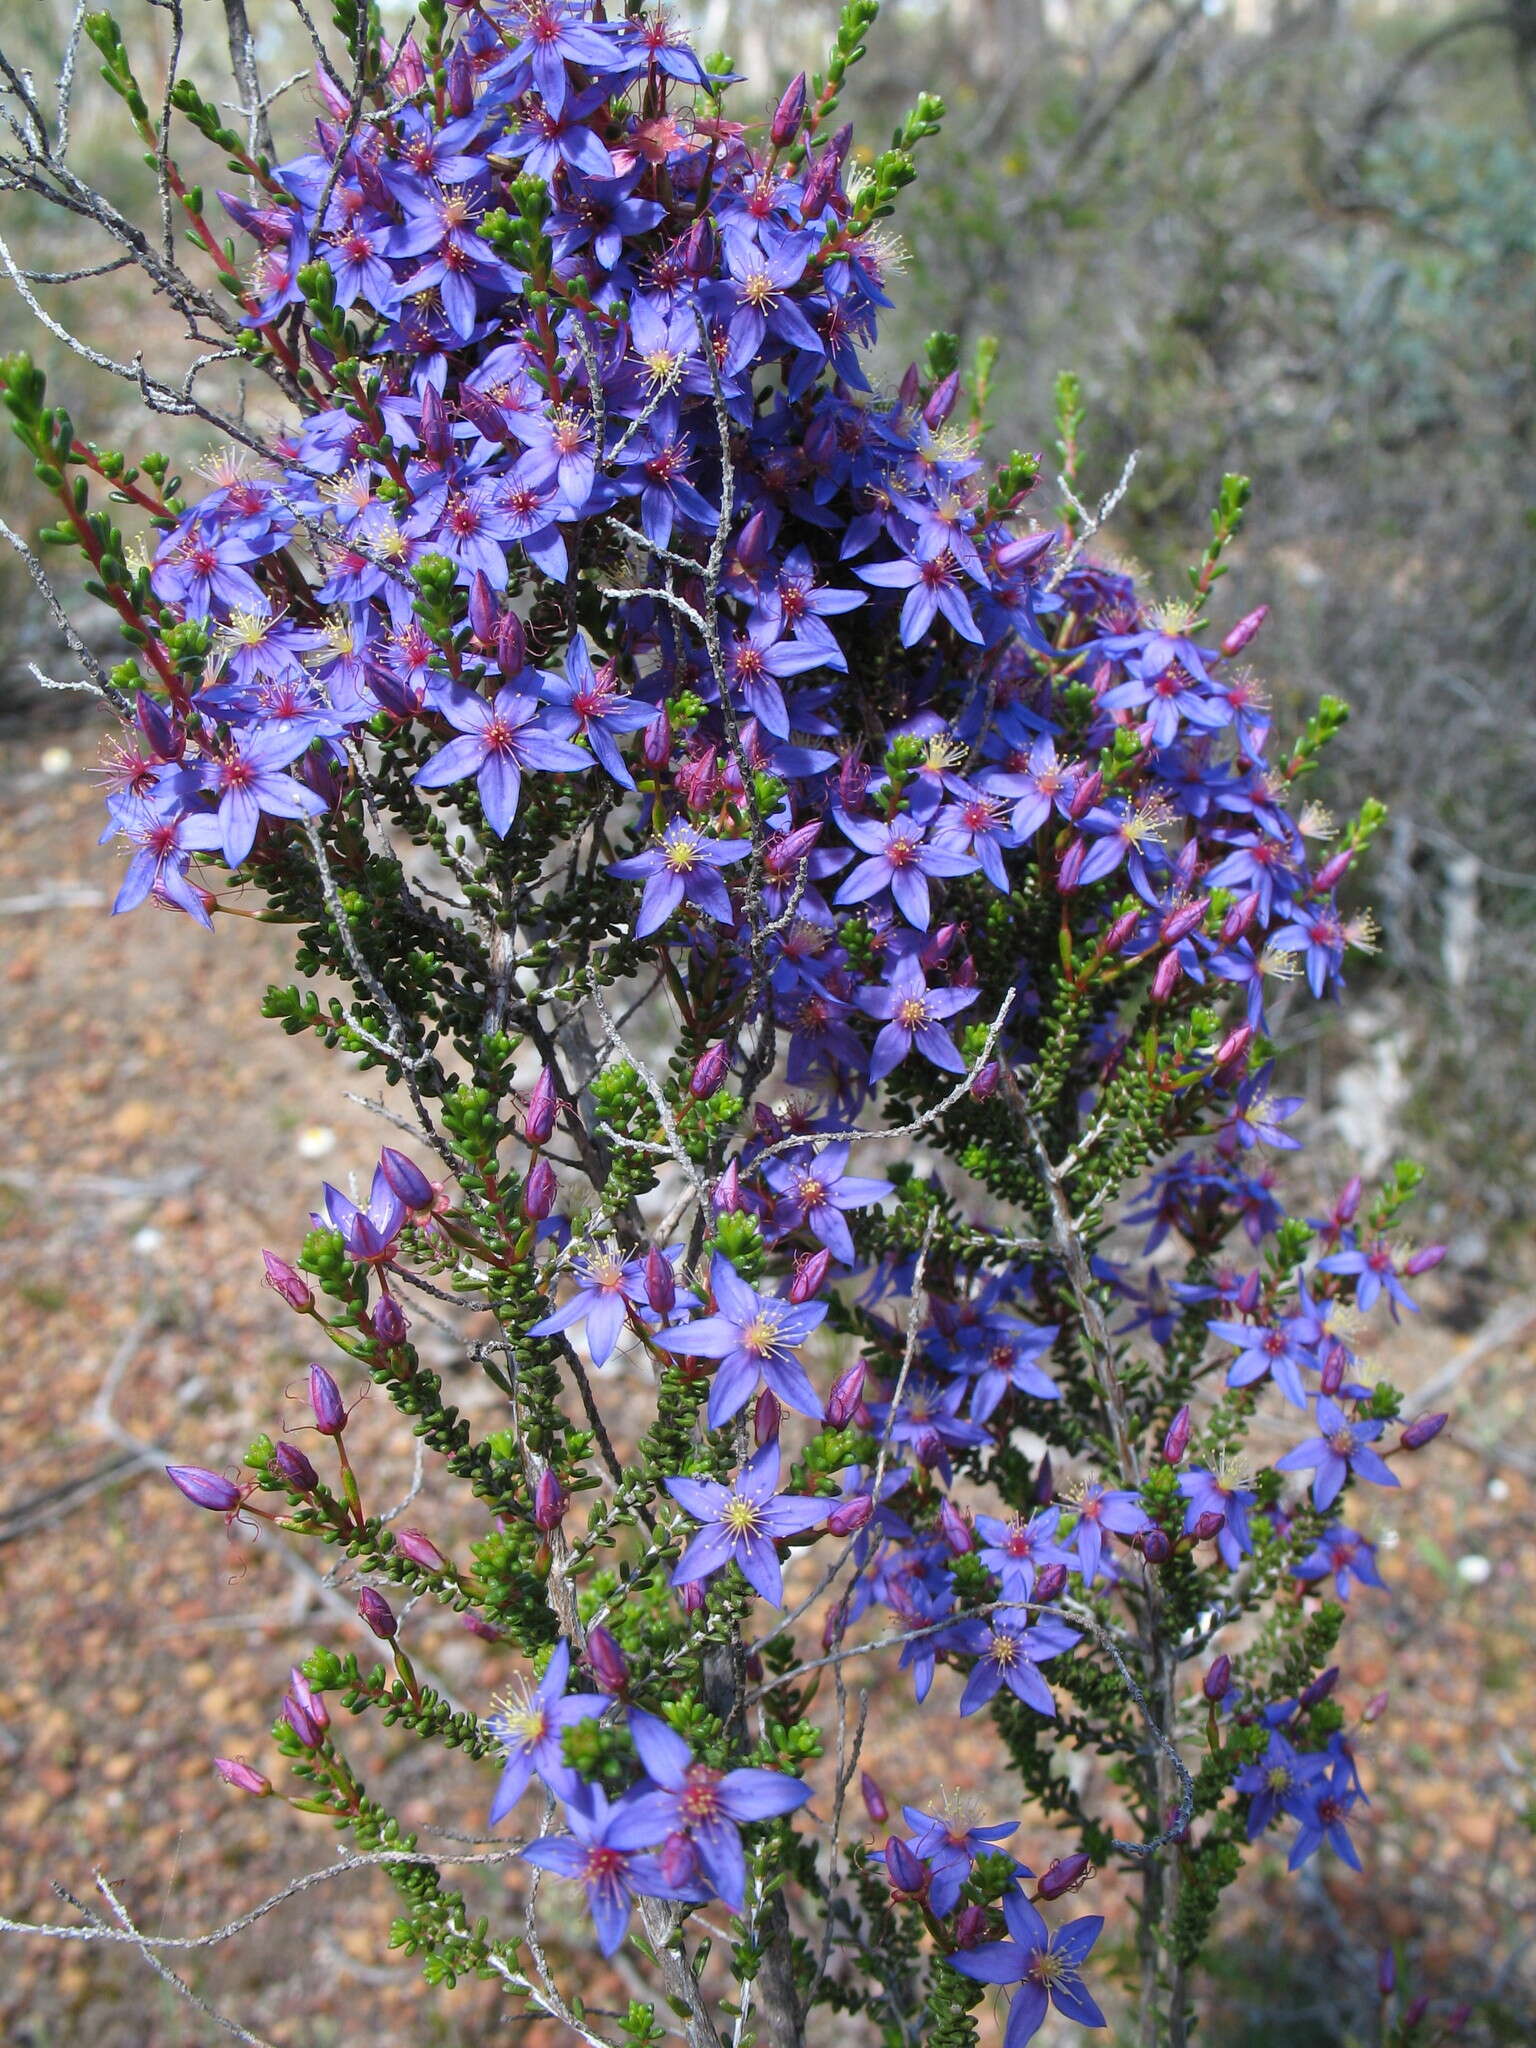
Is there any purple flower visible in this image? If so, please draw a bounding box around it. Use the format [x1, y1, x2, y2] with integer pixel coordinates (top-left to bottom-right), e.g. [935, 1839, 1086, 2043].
[949, 1889, 1107, 2043]
[653, 1254, 826, 1427]
[834, 813, 978, 929]
[520, 1782, 707, 1955]
[1285, 1752, 1364, 1871]
[501, 86, 618, 182]
[1207, 1313, 1316, 1409]
[533, 638, 654, 789]
[951, 1610, 1079, 1718]
[665, 1438, 826, 1605]
[1316, 1235, 1424, 1317]
[610, 1708, 811, 1910]
[1274, 1396, 1400, 1511]
[413, 683, 591, 837]
[974, 1509, 1073, 1600]
[1232, 1728, 1328, 1839]
[204, 724, 329, 867]
[1067, 1482, 1151, 1583]
[857, 954, 979, 1081]
[488, 1639, 606, 1821]
[530, 1243, 651, 1364]
[720, 609, 828, 739]
[1292, 1524, 1386, 1600]
[503, 3, 623, 113]
[1177, 1464, 1256, 1570]
[982, 737, 1080, 838]
[320, 1165, 406, 1265]
[609, 821, 751, 937]
[761, 1143, 892, 1264]
[895, 1801, 1022, 1916]
[110, 803, 224, 926]
[151, 518, 266, 619]
[858, 545, 984, 647]
[962, 1324, 1061, 1424]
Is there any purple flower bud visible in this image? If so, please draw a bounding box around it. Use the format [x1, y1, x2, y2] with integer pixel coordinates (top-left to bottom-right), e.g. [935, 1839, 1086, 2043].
[826, 1358, 867, 1429]
[524, 1068, 559, 1146]
[1056, 839, 1087, 894]
[970, 1059, 1000, 1100]
[378, 1147, 434, 1211]
[1378, 1947, 1396, 1998]
[678, 1579, 705, 1614]
[283, 1692, 323, 1750]
[1162, 1405, 1192, 1465]
[136, 689, 183, 761]
[1161, 898, 1208, 946]
[1034, 1452, 1054, 1505]
[683, 213, 717, 277]
[1319, 1351, 1345, 1396]
[827, 1493, 874, 1536]
[1033, 1561, 1069, 1604]
[1235, 1269, 1263, 1314]
[660, 1829, 700, 1887]
[644, 1245, 676, 1317]
[939, 1498, 972, 1555]
[1312, 847, 1354, 892]
[1150, 949, 1183, 1003]
[770, 70, 807, 147]
[271, 1441, 319, 1492]
[467, 569, 499, 646]
[262, 1251, 313, 1313]
[952, 1904, 990, 1947]
[1220, 604, 1269, 656]
[1405, 1244, 1447, 1277]
[1035, 1853, 1093, 1900]
[1300, 1667, 1340, 1709]
[534, 1466, 569, 1531]
[1190, 1510, 1225, 1545]
[884, 1836, 926, 1895]
[1214, 1023, 1254, 1068]
[586, 1625, 629, 1695]
[393, 1527, 448, 1572]
[642, 706, 672, 770]
[800, 141, 841, 217]
[1203, 1655, 1232, 1703]
[496, 608, 527, 677]
[1101, 906, 1140, 954]
[462, 1611, 500, 1642]
[1141, 1526, 1173, 1564]
[1363, 1690, 1389, 1723]
[167, 1465, 243, 1514]
[289, 1667, 329, 1731]
[1069, 768, 1103, 820]
[690, 1041, 731, 1099]
[860, 1771, 888, 1823]
[897, 361, 922, 411]
[790, 1246, 832, 1304]
[214, 1757, 272, 1796]
[712, 1161, 744, 1214]
[1403, 1996, 1430, 2029]
[1220, 891, 1261, 942]
[1334, 1175, 1364, 1225]
[372, 1293, 409, 1347]
[924, 369, 961, 429]
[1401, 1411, 1448, 1451]
[357, 1587, 397, 1639]
[523, 1156, 557, 1221]
[308, 1363, 348, 1437]
[754, 1388, 781, 1447]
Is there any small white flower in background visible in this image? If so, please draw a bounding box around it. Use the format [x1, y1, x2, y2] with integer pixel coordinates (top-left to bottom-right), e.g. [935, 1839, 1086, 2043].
[1455, 1554, 1492, 1586]
[296, 1124, 336, 1160]
[1487, 1477, 1510, 1503]
[40, 744, 72, 776]
[132, 1225, 163, 1256]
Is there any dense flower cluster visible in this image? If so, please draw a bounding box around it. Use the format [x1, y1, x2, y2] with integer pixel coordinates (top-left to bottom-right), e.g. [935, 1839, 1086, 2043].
[5, 1, 1456, 2039]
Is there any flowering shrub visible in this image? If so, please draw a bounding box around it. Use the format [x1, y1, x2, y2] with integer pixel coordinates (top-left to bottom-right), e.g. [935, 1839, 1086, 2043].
[0, 3, 1456, 2043]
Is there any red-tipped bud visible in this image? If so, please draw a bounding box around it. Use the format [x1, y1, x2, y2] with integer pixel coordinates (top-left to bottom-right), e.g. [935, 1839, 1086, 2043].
[826, 1359, 867, 1429]
[952, 1904, 990, 1947]
[534, 1467, 569, 1531]
[308, 1363, 348, 1436]
[1203, 1655, 1232, 1703]
[644, 1245, 676, 1317]
[1401, 1411, 1448, 1451]
[690, 1041, 731, 1099]
[378, 1147, 434, 1210]
[1220, 891, 1261, 943]
[642, 705, 672, 769]
[524, 1068, 559, 1146]
[262, 1251, 314, 1313]
[215, 1757, 272, 1796]
[1214, 1023, 1254, 1069]
[1033, 1561, 1069, 1604]
[754, 1388, 782, 1447]
[770, 70, 807, 147]
[1190, 1510, 1225, 1544]
[1141, 1526, 1173, 1564]
[167, 1464, 243, 1514]
[523, 1156, 557, 1221]
[827, 1493, 874, 1536]
[939, 1498, 973, 1555]
[1405, 1244, 1446, 1277]
[394, 1527, 449, 1572]
[660, 1829, 699, 1887]
[586, 1624, 629, 1695]
[1300, 1666, 1339, 1708]
[1150, 949, 1184, 1003]
[860, 1771, 888, 1824]
[1312, 847, 1353, 892]
[1162, 1405, 1192, 1464]
[271, 1441, 319, 1492]
[790, 1246, 832, 1304]
[1220, 604, 1269, 657]
[357, 1587, 397, 1639]
[1036, 1853, 1093, 1900]
[372, 1293, 409, 1347]
[884, 1836, 925, 1895]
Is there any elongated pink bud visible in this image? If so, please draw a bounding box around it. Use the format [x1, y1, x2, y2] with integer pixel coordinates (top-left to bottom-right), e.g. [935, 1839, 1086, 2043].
[970, 1060, 1000, 1100]
[1220, 892, 1261, 943]
[534, 1467, 569, 1530]
[644, 1245, 676, 1317]
[1190, 1510, 1224, 1544]
[1214, 1023, 1253, 1068]
[586, 1624, 629, 1695]
[215, 1757, 271, 1796]
[308, 1363, 347, 1436]
[1405, 1244, 1446, 1276]
[262, 1250, 313, 1313]
[1203, 1655, 1232, 1702]
[754, 1388, 782, 1446]
[1220, 604, 1268, 657]
[1312, 847, 1353, 892]
[861, 1771, 888, 1824]
[828, 1493, 873, 1536]
[1162, 1405, 1192, 1464]
[379, 1147, 434, 1211]
[1035, 1853, 1093, 1900]
[1161, 899, 1207, 946]
[1400, 1411, 1447, 1450]
[770, 70, 807, 147]
[691, 1041, 731, 1099]
[642, 706, 672, 769]
[1069, 769, 1102, 820]
[393, 1527, 448, 1572]
[167, 1465, 242, 1514]
[826, 1358, 866, 1427]
[357, 1587, 397, 1639]
[524, 1068, 559, 1146]
[1150, 949, 1183, 1002]
[1103, 907, 1141, 954]
[790, 1247, 832, 1304]
[939, 1498, 972, 1555]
